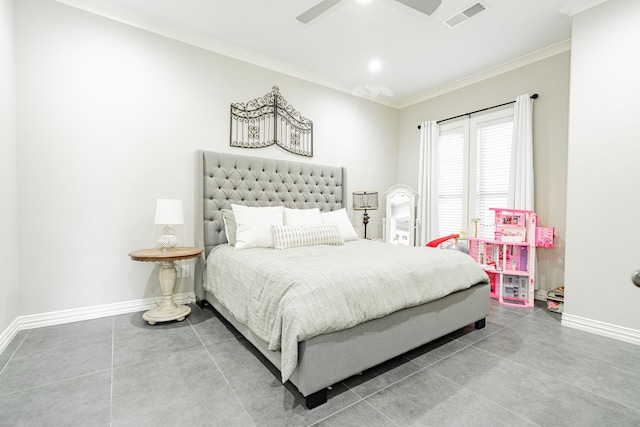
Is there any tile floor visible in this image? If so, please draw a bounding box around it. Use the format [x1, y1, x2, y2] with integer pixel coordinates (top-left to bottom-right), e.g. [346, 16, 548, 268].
[1, 299, 639, 426]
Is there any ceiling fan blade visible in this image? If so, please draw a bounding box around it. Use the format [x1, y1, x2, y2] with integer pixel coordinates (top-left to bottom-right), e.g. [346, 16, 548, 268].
[296, 0, 342, 24]
[394, 0, 442, 16]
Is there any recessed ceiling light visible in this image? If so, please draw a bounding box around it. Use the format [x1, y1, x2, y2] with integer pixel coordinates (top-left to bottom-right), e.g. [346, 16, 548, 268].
[354, 0, 375, 5]
[369, 59, 382, 72]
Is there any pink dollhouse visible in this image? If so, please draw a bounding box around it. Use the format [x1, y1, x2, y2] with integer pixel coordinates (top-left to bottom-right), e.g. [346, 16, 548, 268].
[469, 208, 554, 308]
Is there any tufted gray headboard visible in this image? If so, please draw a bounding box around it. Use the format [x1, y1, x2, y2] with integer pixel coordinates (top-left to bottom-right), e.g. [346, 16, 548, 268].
[194, 150, 347, 302]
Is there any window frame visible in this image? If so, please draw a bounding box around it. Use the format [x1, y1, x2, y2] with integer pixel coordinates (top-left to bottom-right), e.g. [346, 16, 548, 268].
[436, 107, 514, 237]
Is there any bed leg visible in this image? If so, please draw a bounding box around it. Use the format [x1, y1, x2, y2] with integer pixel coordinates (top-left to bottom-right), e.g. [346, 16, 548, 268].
[475, 318, 486, 329]
[305, 389, 328, 409]
[196, 298, 209, 309]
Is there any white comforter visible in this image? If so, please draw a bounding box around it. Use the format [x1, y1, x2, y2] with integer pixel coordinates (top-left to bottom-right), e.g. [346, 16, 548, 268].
[204, 239, 488, 382]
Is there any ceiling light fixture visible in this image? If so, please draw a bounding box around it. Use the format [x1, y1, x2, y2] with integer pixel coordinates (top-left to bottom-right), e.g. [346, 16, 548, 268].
[369, 59, 382, 72]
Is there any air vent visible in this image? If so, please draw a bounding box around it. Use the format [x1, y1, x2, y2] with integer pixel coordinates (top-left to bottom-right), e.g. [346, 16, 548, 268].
[443, 1, 489, 29]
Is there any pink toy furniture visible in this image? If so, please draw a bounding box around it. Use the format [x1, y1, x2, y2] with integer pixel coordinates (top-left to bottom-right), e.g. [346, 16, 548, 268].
[535, 227, 555, 247]
[468, 208, 552, 309]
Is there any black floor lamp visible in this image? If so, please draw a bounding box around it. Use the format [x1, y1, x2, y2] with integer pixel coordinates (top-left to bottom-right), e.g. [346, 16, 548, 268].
[352, 191, 378, 239]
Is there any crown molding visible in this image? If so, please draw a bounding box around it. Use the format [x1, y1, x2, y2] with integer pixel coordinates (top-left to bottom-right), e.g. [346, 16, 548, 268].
[396, 39, 571, 109]
[54, 0, 572, 110]
[558, 0, 608, 17]
[54, 0, 354, 97]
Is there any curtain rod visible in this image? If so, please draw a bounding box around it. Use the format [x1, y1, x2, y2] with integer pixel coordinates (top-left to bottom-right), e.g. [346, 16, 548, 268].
[417, 93, 538, 129]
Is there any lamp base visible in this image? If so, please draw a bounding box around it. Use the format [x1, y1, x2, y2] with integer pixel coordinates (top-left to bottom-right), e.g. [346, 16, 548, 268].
[157, 234, 178, 250]
[143, 304, 191, 325]
[363, 210, 370, 239]
[157, 225, 177, 250]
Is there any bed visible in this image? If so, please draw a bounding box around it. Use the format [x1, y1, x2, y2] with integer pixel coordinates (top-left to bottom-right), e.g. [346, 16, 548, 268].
[194, 150, 490, 409]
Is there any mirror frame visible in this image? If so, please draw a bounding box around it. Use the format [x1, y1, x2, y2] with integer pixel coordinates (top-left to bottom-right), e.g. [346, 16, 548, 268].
[384, 184, 418, 246]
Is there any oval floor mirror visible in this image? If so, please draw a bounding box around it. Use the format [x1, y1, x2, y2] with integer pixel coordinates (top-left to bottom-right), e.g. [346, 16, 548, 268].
[384, 185, 418, 246]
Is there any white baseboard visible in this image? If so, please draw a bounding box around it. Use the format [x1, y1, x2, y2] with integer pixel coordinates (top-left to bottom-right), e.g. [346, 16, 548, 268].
[0, 317, 20, 358]
[0, 293, 195, 356]
[562, 313, 640, 346]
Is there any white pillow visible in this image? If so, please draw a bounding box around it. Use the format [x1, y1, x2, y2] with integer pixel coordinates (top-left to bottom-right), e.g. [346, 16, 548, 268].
[283, 208, 321, 226]
[320, 208, 358, 242]
[272, 224, 344, 250]
[231, 204, 284, 249]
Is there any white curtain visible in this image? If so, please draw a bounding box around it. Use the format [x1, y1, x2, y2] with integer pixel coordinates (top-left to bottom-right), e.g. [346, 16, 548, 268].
[508, 94, 534, 211]
[417, 120, 439, 246]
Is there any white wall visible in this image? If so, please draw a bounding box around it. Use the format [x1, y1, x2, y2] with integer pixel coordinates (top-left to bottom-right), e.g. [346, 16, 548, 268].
[14, 0, 398, 317]
[12, 0, 637, 346]
[0, 0, 19, 334]
[397, 52, 571, 293]
[563, 0, 640, 338]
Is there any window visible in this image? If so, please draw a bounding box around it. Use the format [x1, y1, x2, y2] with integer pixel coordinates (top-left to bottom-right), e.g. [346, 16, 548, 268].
[436, 108, 514, 239]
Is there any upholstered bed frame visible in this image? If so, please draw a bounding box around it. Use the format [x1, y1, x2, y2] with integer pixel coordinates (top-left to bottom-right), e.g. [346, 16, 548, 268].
[194, 150, 490, 409]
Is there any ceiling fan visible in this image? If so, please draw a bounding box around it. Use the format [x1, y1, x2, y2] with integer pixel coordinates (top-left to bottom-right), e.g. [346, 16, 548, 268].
[296, 0, 442, 24]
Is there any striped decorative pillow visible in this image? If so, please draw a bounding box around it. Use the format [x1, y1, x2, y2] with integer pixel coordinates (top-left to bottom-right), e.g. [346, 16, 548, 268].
[272, 224, 344, 250]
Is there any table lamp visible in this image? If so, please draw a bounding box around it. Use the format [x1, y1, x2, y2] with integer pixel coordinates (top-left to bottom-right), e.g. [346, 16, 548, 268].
[352, 191, 378, 239]
[154, 199, 184, 250]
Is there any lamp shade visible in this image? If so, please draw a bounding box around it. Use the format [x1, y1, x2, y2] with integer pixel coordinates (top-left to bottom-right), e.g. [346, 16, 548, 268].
[154, 199, 184, 225]
[352, 191, 378, 210]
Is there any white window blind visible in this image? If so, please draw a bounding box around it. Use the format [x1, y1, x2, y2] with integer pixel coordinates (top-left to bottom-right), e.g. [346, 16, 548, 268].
[473, 117, 513, 239]
[436, 108, 514, 240]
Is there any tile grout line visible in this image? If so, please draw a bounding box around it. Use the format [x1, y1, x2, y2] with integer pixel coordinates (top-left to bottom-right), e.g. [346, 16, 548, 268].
[469, 343, 640, 415]
[321, 308, 544, 423]
[362, 398, 401, 427]
[468, 330, 640, 413]
[187, 317, 258, 427]
[189, 314, 370, 426]
[315, 306, 545, 423]
[110, 342, 201, 370]
[507, 310, 639, 372]
[4, 302, 637, 425]
[429, 368, 543, 427]
[337, 335, 483, 404]
[305, 397, 402, 427]
[421, 310, 545, 425]
[0, 368, 113, 398]
[478, 340, 640, 415]
[0, 329, 30, 380]
[329, 323, 529, 427]
[338, 316, 516, 403]
[305, 399, 365, 427]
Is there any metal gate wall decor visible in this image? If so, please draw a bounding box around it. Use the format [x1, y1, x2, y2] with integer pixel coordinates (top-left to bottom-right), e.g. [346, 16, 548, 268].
[230, 86, 313, 157]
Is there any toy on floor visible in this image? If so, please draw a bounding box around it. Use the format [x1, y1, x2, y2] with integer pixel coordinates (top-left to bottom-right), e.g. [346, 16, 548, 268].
[426, 233, 459, 248]
[426, 233, 469, 254]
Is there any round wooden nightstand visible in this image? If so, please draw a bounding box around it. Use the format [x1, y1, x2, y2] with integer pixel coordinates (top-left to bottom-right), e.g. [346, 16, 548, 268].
[129, 247, 203, 325]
